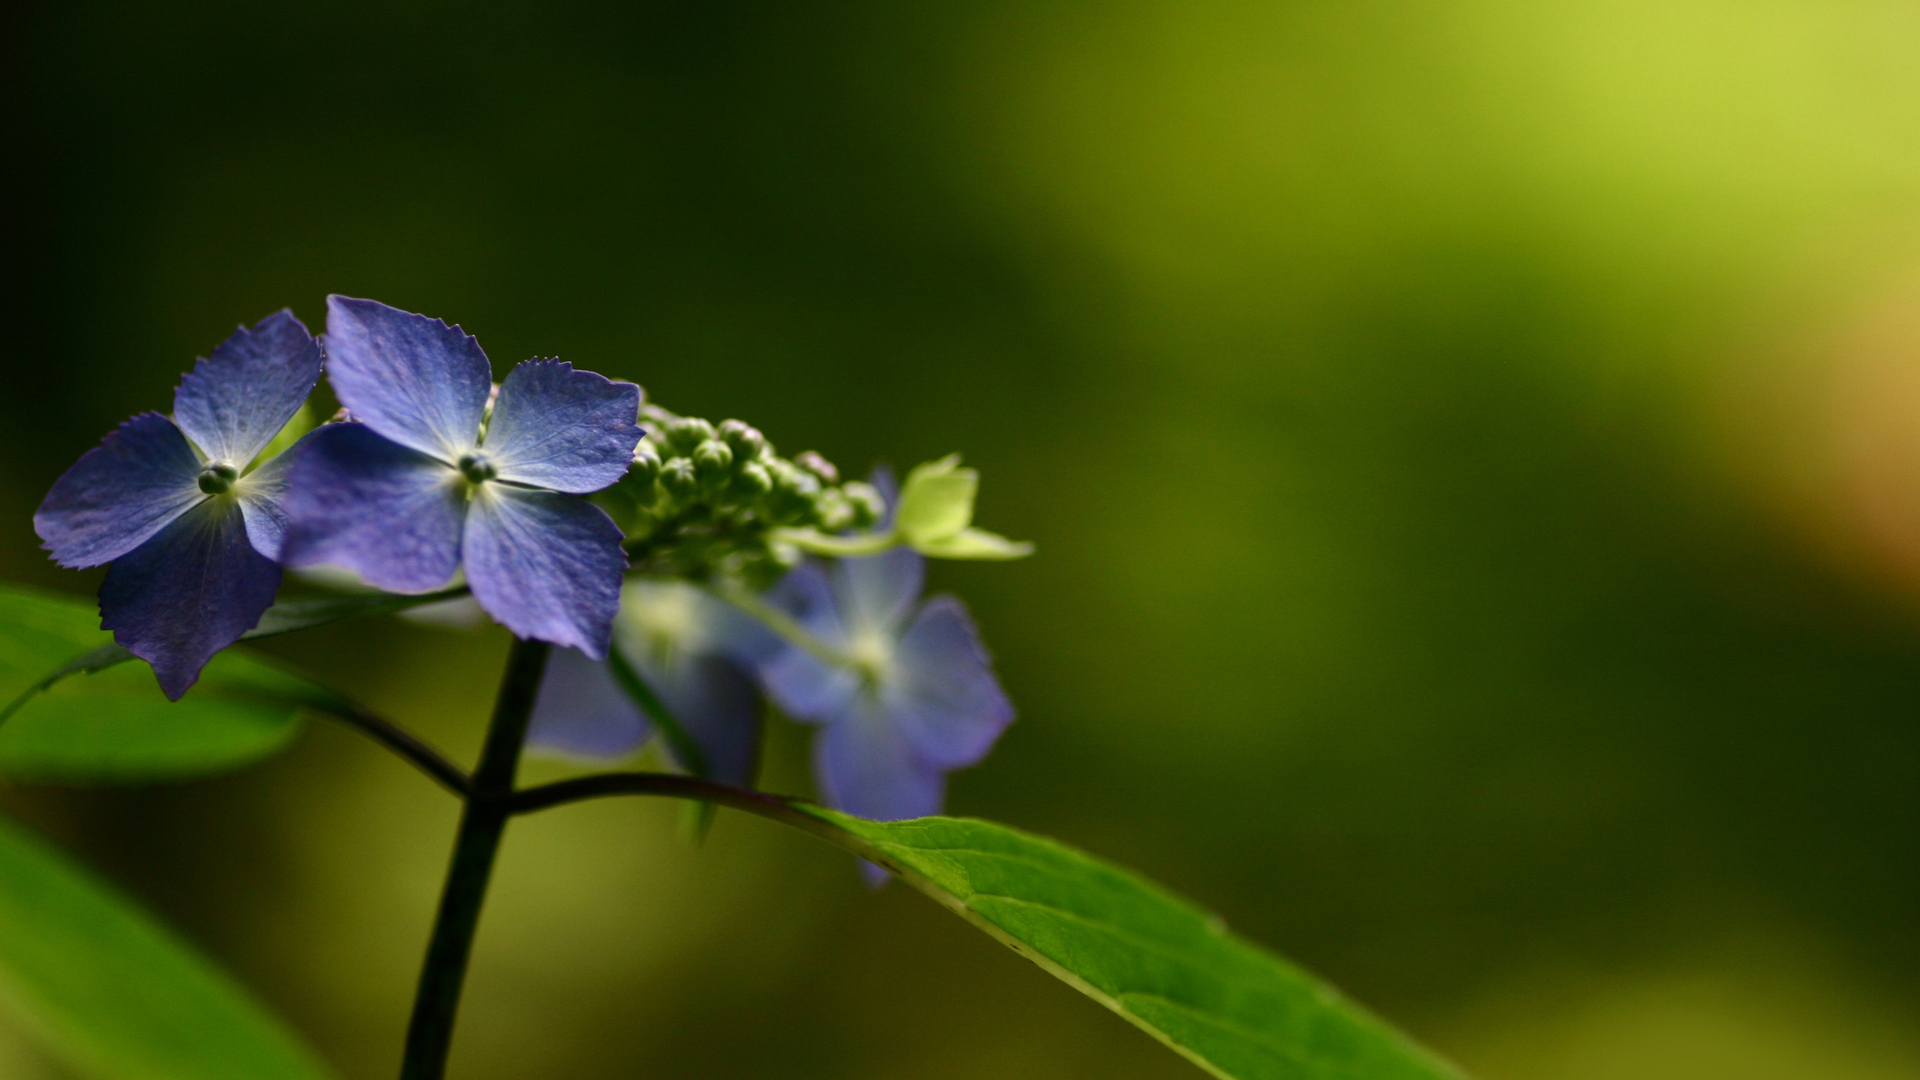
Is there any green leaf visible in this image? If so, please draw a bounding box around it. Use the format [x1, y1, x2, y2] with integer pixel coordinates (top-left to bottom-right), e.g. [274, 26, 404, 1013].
[794, 808, 1465, 1080]
[911, 526, 1035, 560]
[245, 587, 470, 640]
[0, 812, 333, 1079]
[0, 586, 328, 782]
[894, 455, 977, 544]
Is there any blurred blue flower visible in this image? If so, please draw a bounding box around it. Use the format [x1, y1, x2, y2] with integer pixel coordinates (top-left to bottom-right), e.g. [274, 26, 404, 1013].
[34, 310, 322, 699]
[282, 297, 641, 657]
[760, 547, 1013, 824]
[528, 578, 774, 784]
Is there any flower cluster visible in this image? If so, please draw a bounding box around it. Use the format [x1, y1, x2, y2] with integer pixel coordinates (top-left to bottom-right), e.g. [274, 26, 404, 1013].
[530, 470, 1015, 846]
[600, 407, 887, 588]
[37, 297, 638, 692]
[37, 297, 1026, 835]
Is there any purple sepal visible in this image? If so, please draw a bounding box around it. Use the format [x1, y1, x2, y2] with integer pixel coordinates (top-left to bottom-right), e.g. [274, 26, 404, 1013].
[280, 423, 465, 592]
[527, 647, 651, 759]
[172, 310, 321, 466]
[322, 296, 492, 461]
[231, 429, 317, 561]
[35, 413, 204, 569]
[815, 702, 946, 822]
[463, 486, 626, 658]
[650, 654, 763, 786]
[759, 551, 1013, 835]
[758, 565, 859, 720]
[99, 498, 282, 700]
[484, 361, 642, 494]
[885, 596, 1012, 769]
[837, 546, 922, 634]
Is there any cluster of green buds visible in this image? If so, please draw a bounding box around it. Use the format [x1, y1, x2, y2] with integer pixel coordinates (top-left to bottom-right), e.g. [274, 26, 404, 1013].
[597, 401, 888, 587]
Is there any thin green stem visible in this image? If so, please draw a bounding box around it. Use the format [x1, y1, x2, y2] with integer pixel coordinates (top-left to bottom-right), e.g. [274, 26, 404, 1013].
[603, 648, 708, 777]
[707, 581, 857, 669]
[399, 637, 551, 1080]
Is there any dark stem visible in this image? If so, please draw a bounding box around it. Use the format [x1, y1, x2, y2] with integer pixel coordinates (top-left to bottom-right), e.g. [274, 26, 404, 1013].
[399, 637, 551, 1080]
[317, 699, 472, 797]
[508, 771, 809, 826]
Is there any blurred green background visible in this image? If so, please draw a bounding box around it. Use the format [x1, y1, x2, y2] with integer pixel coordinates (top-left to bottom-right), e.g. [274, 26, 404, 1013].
[8, 1, 1920, 1077]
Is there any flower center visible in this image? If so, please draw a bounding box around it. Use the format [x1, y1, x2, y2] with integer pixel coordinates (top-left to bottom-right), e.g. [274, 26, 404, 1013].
[846, 629, 894, 684]
[196, 461, 239, 495]
[458, 453, 497, 485]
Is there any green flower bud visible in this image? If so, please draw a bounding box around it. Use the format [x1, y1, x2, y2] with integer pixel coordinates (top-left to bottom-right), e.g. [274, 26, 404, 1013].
[813, 488, 855, 532]
[717, 419, 770, 462]
[628, 441, 661, 487]
[663, 416, 716, 455]
[794, 450, 839, 485]
[732, 460, 774, 498]
[658, 456, 699, 499]
[691, 439, 734, 485]
[841, 481, 886, 530]
[763, 460, 821, 525]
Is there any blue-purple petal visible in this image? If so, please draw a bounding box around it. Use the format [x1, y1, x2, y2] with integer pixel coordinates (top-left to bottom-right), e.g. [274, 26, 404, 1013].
[35, 413, 205, 569]
[758, 565, 861, 721]
[280, 423, 466, 592]
[322, 296, 492, 461]
[99, 498, 282, 701]
[814, 701, 946, 821]
[172, 310, 322, 466]
[884, 595, 1013, 769]
[645, 653, 763, 785]
[230, 430, 318, 561]
[463, 486, 626, 658]
[836, 548, 923, 634]
[483, 361, 642, 494]
[769, 561, 844, 641]
[527, 647, 651, 760]
[758, 647, 859, 723]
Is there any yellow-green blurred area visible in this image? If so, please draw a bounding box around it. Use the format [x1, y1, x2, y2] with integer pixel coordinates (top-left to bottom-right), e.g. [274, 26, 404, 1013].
[8, 0, 1920, 1076]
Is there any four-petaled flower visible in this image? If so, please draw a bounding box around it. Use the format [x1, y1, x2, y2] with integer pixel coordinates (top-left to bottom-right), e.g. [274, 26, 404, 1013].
[282, 297, 642, 657]
[760, 547, 1013, 824]
[528, 579, 774, 785]
[34, 311, 322, 699]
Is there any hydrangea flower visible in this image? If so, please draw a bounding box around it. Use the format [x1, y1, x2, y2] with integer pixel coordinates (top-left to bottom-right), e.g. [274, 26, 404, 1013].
[760, 546, 1013, 823]
[527, 579, 773, 784]
[282, 297, 641, 656]
[34, 311, 322, 699]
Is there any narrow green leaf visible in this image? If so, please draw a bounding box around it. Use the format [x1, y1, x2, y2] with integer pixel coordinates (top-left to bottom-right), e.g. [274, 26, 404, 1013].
[910, 527, 1035, 560]
[794, 808, 1466, 1080]
[894, 455, 977, 544]
[0, 586, 329, 781]
[0, 813, 333, 1080]
[245, 586, 470, 640]
[2, 587, 471, 714]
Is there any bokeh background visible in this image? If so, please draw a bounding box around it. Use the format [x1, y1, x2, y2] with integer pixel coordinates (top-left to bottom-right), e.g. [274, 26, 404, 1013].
[7, 1, 1920, 1077]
